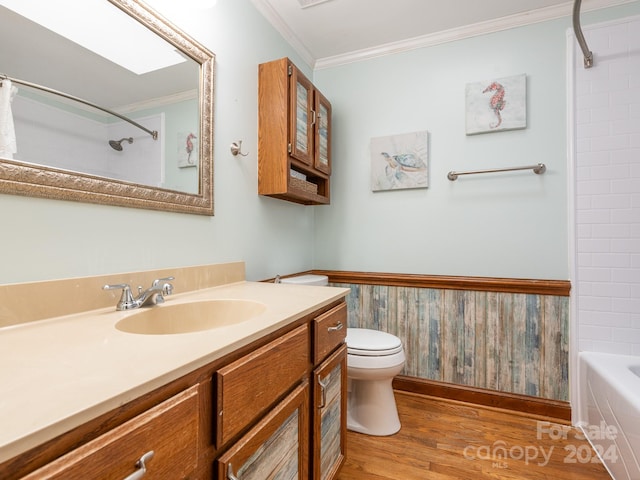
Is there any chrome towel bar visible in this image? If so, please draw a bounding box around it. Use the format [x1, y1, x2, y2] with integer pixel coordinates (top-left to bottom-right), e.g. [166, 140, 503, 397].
[447, 163, 546, 181]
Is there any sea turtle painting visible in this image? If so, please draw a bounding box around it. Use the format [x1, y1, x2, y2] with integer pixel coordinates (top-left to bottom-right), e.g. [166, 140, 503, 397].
[371, 131, 429, 191]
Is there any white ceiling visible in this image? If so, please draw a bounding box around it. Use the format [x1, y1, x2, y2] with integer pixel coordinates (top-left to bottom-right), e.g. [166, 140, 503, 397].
[252, 0, 634, 68]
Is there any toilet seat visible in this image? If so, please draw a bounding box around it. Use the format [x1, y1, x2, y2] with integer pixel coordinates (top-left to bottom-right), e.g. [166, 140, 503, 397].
[347, 328, 403, 356]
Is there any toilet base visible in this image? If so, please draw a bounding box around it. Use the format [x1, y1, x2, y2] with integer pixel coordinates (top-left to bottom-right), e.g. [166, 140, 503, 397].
[346, 376, 401, 436]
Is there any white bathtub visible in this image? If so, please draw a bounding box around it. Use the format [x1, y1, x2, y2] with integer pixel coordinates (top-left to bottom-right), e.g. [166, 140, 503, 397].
[579, 352, 640, 480]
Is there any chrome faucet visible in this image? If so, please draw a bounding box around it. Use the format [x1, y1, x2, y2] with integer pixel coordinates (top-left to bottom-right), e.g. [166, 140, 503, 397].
[103, 276, 174, 310]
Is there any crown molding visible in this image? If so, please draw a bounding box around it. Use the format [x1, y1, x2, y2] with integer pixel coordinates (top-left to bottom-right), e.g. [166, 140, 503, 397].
[254, 0, 635, 71]
[251, 0, 315, 68]
[316, 0, 636, 69]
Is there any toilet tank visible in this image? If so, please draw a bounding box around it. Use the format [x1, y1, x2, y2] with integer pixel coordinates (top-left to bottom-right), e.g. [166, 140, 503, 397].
[280, 274, 328, 286]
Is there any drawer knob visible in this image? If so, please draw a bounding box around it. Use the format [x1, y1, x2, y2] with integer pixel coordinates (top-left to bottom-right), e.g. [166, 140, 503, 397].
[123, 451, 154, 480]
[328, 321, 343, 332]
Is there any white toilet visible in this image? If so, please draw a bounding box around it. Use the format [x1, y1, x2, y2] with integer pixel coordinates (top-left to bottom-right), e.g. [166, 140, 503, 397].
[346, 327, 405, 435]
[280, 274, 406, 436]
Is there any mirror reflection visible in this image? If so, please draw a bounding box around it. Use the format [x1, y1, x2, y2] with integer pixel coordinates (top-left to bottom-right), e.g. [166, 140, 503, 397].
[0, 0, 214, 214]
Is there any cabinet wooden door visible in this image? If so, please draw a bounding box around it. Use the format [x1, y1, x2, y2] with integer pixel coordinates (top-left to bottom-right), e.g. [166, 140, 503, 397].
[217, 382, 310, 480]
[314, 91, 331, 176]
[289, 67, 314, 167]
[312, 345, 347, 480]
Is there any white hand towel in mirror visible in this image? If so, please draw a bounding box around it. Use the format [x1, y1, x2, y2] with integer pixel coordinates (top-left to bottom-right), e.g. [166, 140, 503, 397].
[0, 79, 18, 159]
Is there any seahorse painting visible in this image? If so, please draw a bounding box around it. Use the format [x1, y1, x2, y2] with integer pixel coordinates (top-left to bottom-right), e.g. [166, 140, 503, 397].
[465, 74, 526, 135]
[482, 81, 506, 129]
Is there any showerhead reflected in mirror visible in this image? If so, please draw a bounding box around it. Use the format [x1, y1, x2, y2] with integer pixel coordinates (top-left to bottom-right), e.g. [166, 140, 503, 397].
[109, 137, 134, 152]
[0, 0, 214, 215]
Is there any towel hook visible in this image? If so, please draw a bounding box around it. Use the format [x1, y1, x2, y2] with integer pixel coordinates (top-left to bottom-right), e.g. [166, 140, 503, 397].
[230, 140, 248, 157]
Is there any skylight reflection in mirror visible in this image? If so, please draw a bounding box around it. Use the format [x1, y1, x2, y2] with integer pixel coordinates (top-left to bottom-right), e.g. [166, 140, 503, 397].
[0, 0, 185, 75]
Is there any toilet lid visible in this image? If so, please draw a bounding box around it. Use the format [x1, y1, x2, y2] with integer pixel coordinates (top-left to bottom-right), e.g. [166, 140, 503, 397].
[346, 328, 403, 356]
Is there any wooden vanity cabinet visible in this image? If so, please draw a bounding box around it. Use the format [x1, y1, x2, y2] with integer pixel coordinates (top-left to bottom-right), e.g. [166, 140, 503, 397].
[258, 57, 332, 205]
[6, 299, 347, 480]
[21, 385, 199, 480]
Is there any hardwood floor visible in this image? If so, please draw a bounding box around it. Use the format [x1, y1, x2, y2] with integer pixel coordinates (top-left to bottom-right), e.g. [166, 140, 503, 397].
[337, 391, 611, 480]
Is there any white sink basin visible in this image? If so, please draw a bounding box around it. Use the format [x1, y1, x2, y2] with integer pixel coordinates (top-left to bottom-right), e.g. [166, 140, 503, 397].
[115, 299, 267, 335]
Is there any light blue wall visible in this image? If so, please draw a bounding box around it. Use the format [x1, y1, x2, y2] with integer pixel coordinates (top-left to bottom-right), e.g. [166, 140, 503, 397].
[0, 0, 313, 285]
[4, 1, 640, 286]
[312, 2, 640, 280]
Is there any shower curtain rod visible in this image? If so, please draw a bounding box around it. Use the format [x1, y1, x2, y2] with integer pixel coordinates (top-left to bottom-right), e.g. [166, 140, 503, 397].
[572, 0, 593, 68]
[0, 74, 158, 140]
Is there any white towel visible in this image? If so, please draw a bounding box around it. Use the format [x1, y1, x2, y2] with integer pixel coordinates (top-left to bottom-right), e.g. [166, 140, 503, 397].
[0, 79, 18, 159]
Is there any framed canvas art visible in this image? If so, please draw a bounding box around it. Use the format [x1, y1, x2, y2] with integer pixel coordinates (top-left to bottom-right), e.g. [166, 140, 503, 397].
[371, 130, 429, 191]
[466, 74, 526, 135]
[178, 131, 198, 168]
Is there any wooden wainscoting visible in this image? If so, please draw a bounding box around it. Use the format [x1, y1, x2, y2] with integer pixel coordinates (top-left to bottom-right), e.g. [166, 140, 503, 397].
[312, 270, 571, 402]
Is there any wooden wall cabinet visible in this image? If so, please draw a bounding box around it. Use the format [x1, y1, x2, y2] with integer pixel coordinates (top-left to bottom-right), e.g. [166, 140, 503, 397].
[258, 57, 332, 205]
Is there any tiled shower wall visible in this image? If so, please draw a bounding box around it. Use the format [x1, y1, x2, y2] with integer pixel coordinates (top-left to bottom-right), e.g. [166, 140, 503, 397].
[575, 15, 640, 355]
[334, 283, 569, 401]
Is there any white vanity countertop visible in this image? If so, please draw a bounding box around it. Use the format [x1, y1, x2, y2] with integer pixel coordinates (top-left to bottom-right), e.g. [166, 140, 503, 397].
[0, 280, 349, 464]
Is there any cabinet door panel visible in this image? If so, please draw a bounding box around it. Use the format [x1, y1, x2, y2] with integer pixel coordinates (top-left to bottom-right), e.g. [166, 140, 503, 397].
[217, 382, 309, 480]
[313, 345, 347, 480]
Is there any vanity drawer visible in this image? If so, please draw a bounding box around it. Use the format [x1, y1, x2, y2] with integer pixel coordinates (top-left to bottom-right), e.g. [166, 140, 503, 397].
[22, 385, 199, 480]
[215, 323, 309, 446]
[312, 302, 347, 364]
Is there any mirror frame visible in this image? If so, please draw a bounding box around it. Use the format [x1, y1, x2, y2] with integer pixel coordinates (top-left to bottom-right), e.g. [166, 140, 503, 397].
[0, 0, 214, 215]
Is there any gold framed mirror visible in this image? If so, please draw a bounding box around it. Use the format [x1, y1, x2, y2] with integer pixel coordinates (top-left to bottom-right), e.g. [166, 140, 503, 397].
[0, 0, 214, 215]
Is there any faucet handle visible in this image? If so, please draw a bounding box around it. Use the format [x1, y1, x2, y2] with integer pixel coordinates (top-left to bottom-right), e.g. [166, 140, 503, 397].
[152, 276, 175, 287]
[151, 277, 174, 305]
[103, 283, 138, 310]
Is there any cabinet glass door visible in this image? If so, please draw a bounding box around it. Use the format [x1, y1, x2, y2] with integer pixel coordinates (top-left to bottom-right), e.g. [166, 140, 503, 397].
[290, 69, 314, 166]
[314, 92, 331, 175]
